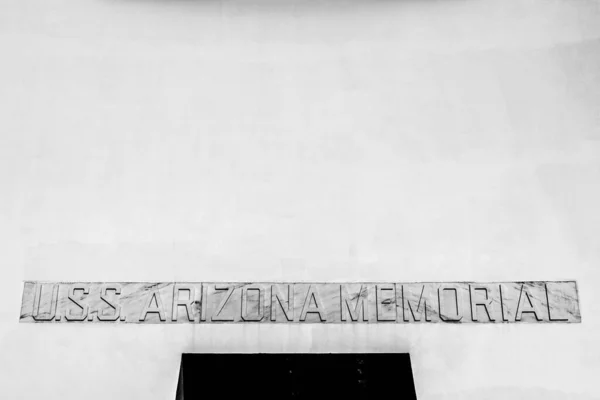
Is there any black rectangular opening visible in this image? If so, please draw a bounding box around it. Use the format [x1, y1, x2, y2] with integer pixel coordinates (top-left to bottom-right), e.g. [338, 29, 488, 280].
[177, 353, 417, 399]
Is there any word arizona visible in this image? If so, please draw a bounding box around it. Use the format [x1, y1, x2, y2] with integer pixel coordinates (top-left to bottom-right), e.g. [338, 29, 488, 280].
[20, 281, 581, 324]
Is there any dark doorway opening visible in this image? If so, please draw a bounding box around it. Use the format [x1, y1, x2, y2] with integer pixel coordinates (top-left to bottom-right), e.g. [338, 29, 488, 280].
[176, 353, 417, 399]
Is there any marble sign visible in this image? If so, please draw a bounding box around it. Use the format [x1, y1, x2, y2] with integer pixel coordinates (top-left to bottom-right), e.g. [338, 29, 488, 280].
[19, 281, 581, 324]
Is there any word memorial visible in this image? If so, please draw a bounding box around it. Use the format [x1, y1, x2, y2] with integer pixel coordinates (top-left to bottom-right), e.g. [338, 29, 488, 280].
[19, 281, 581, 324]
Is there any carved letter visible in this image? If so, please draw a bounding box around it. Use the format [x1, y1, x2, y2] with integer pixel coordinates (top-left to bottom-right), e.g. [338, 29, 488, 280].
[172, 285, 196, 322]
[340, 285, 368, 322]
[270, 285, 294, 322]
[469, 285, 495, 322]
[98, 285, 123, 322]
[211, 285, 235, 322]
[65, 285, 90, 322]
[438, 287, 462, 322]
[499, 284, 510, 322]
[515, 284, 542, 321]
[402, 285, 433, 322]
[241, 286, 263, 322]
[300, 285, 326, 322]
[545, 283, 569, 322]
[200, 284, 207, 322]
[32, 283, 59, 322]
[139, 288, 167, 322]
[376, 284, 396, 321]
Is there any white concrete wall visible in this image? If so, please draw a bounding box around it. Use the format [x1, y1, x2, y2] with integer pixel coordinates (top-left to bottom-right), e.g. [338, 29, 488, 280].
[1, 0, 600, 398]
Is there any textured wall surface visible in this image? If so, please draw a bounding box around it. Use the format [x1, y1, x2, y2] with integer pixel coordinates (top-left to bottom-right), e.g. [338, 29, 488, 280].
[1, 0, 600, 399]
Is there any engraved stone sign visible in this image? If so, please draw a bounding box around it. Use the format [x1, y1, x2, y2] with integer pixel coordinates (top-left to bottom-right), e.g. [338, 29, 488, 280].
[19, 281, 581, 324]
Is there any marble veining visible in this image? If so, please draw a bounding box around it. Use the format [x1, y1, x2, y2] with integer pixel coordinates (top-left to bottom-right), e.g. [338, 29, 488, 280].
[19, 281, 581, 324]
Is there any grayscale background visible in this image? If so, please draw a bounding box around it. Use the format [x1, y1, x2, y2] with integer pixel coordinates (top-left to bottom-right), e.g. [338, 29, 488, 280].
[1, 0, 599, 398]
